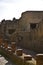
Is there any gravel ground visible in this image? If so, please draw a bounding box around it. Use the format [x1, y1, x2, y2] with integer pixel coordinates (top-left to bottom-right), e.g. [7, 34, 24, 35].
[0, 54, 15, 65]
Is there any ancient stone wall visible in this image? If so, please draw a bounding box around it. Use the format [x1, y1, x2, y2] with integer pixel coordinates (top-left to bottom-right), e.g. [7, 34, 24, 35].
[0, 11, 43, 53]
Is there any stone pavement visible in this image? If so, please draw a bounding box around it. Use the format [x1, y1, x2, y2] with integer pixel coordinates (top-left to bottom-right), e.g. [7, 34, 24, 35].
[0, 55, 15, 65]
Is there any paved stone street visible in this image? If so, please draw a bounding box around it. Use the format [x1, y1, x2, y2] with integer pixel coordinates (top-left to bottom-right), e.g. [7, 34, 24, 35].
[0, 55, 15, 65]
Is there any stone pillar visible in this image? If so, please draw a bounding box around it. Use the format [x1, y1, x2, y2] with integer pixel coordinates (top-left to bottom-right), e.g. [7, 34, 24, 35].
[24, 55, 32, 61]
[3, 39, 8, 48]
[36, 54, 43, 65]
[11, 42, 16, 52]
[16, 49, 23, 56]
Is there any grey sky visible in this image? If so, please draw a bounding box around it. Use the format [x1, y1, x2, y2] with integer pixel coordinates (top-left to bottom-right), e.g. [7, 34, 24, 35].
[0, 0, 43, 21]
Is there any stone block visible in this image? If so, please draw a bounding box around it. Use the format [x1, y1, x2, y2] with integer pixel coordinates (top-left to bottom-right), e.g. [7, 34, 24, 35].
[7, 47, 12, 50]
[16, 49, 23, 56]
[7, 50, 13, 54]
[36, 54, 43, 65]
[24, 55, 32, 61]
[11, 42, 16, 48]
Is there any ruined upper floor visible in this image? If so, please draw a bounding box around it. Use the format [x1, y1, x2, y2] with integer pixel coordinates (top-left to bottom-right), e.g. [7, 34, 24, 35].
[0, 11, 43, 35]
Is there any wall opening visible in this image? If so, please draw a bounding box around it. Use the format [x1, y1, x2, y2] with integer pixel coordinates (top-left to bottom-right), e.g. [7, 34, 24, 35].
[8, 29, 16, 34]
[30, 23, 37, 29]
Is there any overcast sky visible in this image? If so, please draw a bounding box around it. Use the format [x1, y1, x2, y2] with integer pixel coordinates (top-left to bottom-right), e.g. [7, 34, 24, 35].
[0, 0, 43, 21]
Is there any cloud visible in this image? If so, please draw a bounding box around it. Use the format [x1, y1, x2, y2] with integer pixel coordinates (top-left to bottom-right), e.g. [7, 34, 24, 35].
[0, 0, 43, 21]
[0, 0, 21, 3]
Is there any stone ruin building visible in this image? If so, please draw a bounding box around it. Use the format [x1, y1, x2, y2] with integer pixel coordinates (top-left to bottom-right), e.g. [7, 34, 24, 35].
[0, 11, 43, 53]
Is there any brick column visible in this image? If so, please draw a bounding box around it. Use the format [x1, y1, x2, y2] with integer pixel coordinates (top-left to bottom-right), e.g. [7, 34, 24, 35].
[4, 42, 8, 48]
[3, 39, 8, 48]
[11, 42, 16, 52]
[0, 38, 3, 46]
